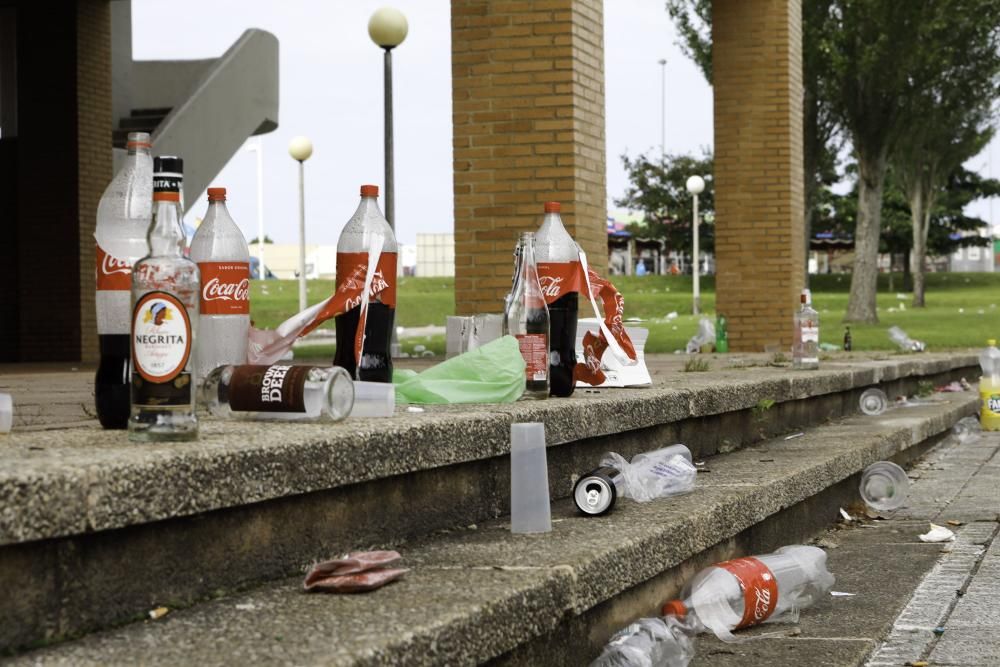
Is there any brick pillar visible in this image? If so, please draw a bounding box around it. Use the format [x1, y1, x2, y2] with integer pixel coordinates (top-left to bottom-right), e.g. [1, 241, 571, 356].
[451, 0, 607, 315]
[713, 0, 804, 352]
[77, 0, 113, 363]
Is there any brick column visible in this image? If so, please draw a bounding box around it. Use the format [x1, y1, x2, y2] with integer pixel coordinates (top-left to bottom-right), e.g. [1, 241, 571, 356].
[77, 0, 113, 363]
[713, 0, 804, 351]
[451, 0, 607, 315]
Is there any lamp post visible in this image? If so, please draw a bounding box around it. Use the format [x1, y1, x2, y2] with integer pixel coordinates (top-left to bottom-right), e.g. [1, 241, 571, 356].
[368, 7, 408, 233]
[658, 58, 667, 157]
[246, 138, 266, 279]
[289, 136, 313, 312]
[686, 175, 706, 315]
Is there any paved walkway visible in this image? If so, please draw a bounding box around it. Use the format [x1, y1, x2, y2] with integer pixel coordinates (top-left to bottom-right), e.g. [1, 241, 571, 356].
[692, 428, 1000, 666]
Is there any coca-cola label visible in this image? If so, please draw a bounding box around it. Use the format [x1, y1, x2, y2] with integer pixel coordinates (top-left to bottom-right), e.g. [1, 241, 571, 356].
[516, 334, 548, 382]
[537, 261, 584, 304]
[336, 252, 397, 310]
[717, 557, 779, 629]
[198, 262, 250, 315]
[96, 243, 132, 291]
[131, 291, 192, 384]
[229, 364, 312, 413]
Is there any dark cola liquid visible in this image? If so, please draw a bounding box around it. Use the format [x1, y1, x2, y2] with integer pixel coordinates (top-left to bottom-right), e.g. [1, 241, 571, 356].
[334, 303, 395, 382]
[95, 334, 131, 429]
[548, 292, 578, 397]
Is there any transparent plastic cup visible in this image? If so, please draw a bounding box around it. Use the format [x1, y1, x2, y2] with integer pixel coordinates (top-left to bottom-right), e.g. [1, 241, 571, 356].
[953, 416, 982, 444]
[350, 381, 396, 418]
[510, 422, 551, 533]
[859, 388, 889, 416]
[0, 393, 11, 433]
[860, 461, 909, 511]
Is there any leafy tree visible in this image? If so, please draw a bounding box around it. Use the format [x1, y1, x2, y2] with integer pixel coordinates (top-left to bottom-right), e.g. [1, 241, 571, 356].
[889, 4, 1000, 307]
[615, 151, 714, 257]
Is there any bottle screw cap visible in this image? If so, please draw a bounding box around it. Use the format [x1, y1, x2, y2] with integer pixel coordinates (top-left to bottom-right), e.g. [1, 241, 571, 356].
[207, 187, 227, 202]
[544, 201, 561, 213]
[661, 599, 687, 618]
[360, 184, 379, 197]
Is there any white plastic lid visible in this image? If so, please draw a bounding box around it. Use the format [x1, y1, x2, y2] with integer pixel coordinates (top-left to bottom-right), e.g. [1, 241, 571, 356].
[349, 381, 396, 418]
[0, 393, 12, 434]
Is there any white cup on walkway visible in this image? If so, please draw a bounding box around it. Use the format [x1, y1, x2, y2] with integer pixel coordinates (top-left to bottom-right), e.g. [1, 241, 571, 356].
[510, 422, 551, 534]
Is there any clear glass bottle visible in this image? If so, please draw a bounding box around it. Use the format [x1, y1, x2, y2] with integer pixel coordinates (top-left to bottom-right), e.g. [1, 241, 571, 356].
[534, 201, 579, 398]
[128, 156, 200, 441]
[504, 232, 550, 400]
[189, 187, 251, 379]
[95, 132, 153, 429]
[200, 364, 354, 422]
[333, 185, 398, 382]
[793, 289, 819, 370]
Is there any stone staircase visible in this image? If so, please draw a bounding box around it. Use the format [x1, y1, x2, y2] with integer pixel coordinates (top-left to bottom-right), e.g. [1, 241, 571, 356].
[111, 108, 172, 150]
[0, 353, 980, 664]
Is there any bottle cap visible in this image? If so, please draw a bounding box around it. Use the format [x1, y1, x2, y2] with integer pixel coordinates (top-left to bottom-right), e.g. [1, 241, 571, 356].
[207, 187, 227, 202]
[544, 201, 561, 213]
[0, 393, 12, 434]
[126, 132, 152, 149]
[360, 184, 379, 197]
[661, 599, 687, 617]
[153, 156, 184, 175]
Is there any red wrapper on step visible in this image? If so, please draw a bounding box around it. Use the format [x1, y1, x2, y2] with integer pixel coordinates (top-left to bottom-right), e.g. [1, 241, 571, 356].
[304, 568, 410, 593]
[303, 550, 407, 593]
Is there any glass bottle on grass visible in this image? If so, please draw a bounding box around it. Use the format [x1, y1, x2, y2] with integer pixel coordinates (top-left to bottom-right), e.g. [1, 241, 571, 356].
[793, 289, 819, 370]
[128, 156, 200, 441]
[504, 232, 550, 400]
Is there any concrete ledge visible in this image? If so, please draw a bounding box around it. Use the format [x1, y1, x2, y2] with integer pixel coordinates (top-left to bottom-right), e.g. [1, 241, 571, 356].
[10, 393, 977, 665]
[0, 353, 977, 546]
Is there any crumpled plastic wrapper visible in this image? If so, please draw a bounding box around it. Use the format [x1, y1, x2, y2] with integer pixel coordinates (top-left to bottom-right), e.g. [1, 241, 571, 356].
[304, 550, 409, 593]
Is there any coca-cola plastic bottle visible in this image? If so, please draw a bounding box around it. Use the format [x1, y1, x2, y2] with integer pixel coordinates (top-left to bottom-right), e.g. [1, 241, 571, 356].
[189, 187, 251, 379]
[333, 185, 398, 382]
[661, 545, 834, 641]
[535, 201, 579, 397]
[94, 132, 153, 429]
[504, 232, 550, 400]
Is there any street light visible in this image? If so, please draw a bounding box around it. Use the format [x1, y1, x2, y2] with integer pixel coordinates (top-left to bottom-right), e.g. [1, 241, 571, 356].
[686, 175, 706, 315]
[289, 136, 313, 312]
[368, 7, 408, 233]
[658, 58, 667, 157]
[246, 138, 266, 280]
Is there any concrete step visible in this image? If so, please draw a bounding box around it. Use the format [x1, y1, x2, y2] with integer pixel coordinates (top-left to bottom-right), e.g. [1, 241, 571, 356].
[0, 353, 977, 652]
[9, 392, 977, 666]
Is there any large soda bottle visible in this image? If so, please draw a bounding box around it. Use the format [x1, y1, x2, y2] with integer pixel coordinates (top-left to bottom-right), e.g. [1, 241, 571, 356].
[94, 132, 153, 429]
[792, 288, 819, 370]
[504, 232, 550, 400]
[333, 185, 397, 382]
[979, 339, 1000, 431]
[129, 156, 199, 442]
[189, 187, 251, 379]
[661, 545, 834, 641]
[535, 201, 579, 397]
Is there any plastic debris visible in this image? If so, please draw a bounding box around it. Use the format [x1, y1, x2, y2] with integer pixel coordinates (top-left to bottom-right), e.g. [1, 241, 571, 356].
[148, 607, 169, 620]
[784, 432, 805, 440]
[952, 416, 982, 444]
[666, 311, 679, 320]
[830, 591, 857, 597]
[601, 445, 696, 504]
[859, 388, 889, 416]
[919, 523, 956, 543]
[685, 317, 716, 354]
[304, 550, 408, 593]
[393, 336, 525, 404]
[888, 326, 926, 352]
[0, 393, 11, 434]
[591, 616, 696, 667]
[839, 508, 854, 522]
[406, 406, 425, 413]
[819, 342, 840, 352]
[860, 462, 909, 512]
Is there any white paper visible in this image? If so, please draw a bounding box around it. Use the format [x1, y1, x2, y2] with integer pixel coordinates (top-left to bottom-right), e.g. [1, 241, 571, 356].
[919, 523, 956, 543]
[575, 319, 651, 388]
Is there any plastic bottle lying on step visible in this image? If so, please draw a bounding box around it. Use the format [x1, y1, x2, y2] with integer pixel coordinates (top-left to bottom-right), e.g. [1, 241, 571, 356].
[590, 616, 696, 667]
[661, 545, 835, 642]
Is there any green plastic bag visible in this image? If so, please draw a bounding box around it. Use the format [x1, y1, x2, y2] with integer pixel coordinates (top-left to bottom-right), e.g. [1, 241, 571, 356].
[393, 335, 526, 404]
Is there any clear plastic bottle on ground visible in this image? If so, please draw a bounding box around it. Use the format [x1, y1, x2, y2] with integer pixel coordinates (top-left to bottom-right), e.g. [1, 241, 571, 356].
[189, 187, 251, 379]
[201, 364, 354, 421]
[793, 289, 819, 370]
[661, 545, 834, 641]
[94, 132, 153, 429]
[979, 339, 1000, 431]
[600, 444, 697, 503]
[590, 616, 696, 667]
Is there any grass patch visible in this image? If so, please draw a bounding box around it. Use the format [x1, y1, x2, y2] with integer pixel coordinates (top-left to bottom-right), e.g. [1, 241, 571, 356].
[251, 272, 1000, 356]
[683, 357, 712, 372]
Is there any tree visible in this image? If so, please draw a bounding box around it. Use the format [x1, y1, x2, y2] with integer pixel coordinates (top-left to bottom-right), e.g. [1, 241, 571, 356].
[889, 4, 1000, 307]
[615, 151, 714, 257]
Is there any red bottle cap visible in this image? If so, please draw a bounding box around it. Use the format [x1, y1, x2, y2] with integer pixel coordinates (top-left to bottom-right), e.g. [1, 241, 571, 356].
[207, 187, 227, 202]
[361, 184, 379, 197]
[661, 600, 687, 618]
[544, 201, 561, 213]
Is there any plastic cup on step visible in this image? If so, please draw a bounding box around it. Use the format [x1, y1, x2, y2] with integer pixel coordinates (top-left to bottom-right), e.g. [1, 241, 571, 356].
[859, 388, 888, 416]
[0, 393, 11, 434]
[952, 416, 982, 444]
[510, 422, 552, 534]
[349, 381, 396, 418]
[859, 461, 909, 512]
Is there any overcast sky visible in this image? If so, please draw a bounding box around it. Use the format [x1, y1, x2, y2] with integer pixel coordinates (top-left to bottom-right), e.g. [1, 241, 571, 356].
[133, 1, 997, 247]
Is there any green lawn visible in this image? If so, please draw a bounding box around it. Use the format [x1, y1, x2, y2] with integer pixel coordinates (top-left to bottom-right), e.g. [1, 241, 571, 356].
[251, 272, 1000, 359]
